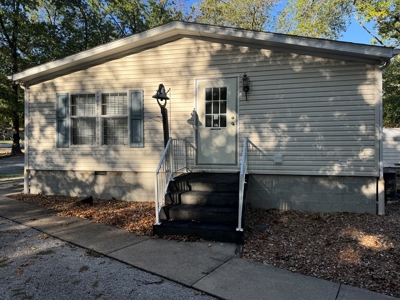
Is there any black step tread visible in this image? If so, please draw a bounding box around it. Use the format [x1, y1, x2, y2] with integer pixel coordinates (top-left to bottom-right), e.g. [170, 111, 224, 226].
[166, 204, 238, 213]
[156, 220, 237, 231]
[161, 204, 238, 224]
[173, 173, 239, 184]
[153, 220, 244, 244]
[167, 191, 239, 206]
[169, 190, 239, 197]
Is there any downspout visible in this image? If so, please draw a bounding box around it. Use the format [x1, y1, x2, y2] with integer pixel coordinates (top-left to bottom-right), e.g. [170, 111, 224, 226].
[377, 67, 384, 215]
[19, 83, 29, 194]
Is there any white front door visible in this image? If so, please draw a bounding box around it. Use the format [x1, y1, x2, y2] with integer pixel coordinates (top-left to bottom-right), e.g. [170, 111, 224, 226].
[196, 78, 238, 165]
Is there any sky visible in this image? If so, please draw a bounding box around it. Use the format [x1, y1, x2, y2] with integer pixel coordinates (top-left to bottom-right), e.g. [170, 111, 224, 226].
[339, 18, 377, 45]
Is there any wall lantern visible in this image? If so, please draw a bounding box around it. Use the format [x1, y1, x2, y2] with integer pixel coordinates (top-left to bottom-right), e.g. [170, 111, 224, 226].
[152, 84, 170, 147]
[242, 73, 250, 101]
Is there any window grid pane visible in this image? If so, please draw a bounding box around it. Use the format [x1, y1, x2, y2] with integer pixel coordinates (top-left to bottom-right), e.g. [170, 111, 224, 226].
[102, 93, 127, 116]
[205, 86, 227, 128]
[72, 118, 96, 145]
[71, 94, 96, 116]
[103, 118, 128, 145]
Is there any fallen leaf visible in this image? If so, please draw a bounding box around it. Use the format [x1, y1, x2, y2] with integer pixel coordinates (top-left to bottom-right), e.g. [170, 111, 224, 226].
[20, 261, 32, 267]
[14, 268, 23, 276]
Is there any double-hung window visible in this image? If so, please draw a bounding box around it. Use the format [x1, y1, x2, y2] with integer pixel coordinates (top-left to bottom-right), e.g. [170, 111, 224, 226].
[56, 90, 143, 148]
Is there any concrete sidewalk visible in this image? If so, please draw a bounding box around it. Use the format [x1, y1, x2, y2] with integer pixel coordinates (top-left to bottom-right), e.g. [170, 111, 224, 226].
[0, 187, 397, 300]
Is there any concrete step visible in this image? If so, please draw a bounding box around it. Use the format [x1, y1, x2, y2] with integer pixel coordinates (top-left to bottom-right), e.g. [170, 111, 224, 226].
[167, 191, 238, 207]
[153, 220, 244, 244]
[160, 204, 238, 225]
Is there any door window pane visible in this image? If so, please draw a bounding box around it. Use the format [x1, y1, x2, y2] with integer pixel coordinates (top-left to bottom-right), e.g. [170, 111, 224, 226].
[220, 115, 226, 127]
[213, 115, 219, 127]
[206, 115, 212, 127]
[220, 101, 227, 113]
[213, 102, 219, 114]
[206, 102, 212, 114]
[212, 88, 219, 100]
[220, 87, 227, 100]
[205, 88, 212, 101]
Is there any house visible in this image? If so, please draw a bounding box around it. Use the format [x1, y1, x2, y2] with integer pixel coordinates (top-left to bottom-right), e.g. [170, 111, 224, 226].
[383, 128, 400, 168]
[11, 22, 399, 235]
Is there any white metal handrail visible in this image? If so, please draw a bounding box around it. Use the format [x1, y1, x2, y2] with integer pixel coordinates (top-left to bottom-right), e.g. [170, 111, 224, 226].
[154, 138, 186, 225]
[237, 137, 248, 232]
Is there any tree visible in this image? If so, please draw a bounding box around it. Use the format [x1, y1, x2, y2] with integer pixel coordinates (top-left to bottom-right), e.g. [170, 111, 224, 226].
[0, 0, 52, 154]
[190, 0, 279, 31]
[383, 56, 400, 127]
[275, 0, 393, 40]
[103, 0, 182, 36]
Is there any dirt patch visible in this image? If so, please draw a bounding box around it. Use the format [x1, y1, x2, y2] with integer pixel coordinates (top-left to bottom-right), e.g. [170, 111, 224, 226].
[8, 193, 400, 298]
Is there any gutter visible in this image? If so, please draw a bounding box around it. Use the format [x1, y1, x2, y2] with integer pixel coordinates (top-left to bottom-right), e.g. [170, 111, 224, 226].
[379, 48, 400, 70]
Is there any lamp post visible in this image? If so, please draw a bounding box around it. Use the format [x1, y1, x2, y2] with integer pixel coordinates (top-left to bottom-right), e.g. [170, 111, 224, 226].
[152, 84, 170, 147]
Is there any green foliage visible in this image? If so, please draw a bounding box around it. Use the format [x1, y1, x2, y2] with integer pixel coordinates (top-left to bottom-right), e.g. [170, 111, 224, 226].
[191, 0, 278, 31]
[275, 0, 394, 40]
[276, 0, 353, 39]
[383, 56, 400, 97]
[383, 56, 400, 128]
[375, 0, 400, 47]
[104, 0, 182, 35]
[383, 95, 400, 128]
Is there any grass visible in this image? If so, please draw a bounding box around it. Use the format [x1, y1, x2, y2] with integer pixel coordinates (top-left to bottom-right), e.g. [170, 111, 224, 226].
[0, 175, 24, 182]
[0, 140, 24, 144]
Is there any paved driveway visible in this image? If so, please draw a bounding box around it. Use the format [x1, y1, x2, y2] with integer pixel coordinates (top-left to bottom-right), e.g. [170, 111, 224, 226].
[0, 216, 216, 300]
[0, 155, 24, 189]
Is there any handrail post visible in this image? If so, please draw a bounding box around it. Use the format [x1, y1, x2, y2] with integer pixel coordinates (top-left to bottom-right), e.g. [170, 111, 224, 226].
[154, 172, 160, 225]
[237, 137, 248, 232]
[169, 139, 174, 178]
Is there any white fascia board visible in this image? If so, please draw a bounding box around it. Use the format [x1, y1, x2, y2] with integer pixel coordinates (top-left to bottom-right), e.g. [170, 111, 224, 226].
[11, 21, 397, 84]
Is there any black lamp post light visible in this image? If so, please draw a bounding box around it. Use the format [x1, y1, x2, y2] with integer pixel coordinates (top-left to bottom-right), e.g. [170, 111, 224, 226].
[152, 84, 170, 147]
[242, 73, 250, 101]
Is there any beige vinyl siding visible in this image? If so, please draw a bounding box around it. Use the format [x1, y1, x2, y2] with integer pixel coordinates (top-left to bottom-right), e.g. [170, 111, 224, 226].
[28, 37, 379, 176]
[383, 128, 400, 167]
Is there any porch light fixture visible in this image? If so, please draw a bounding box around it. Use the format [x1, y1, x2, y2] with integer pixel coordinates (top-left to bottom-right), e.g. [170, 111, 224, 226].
[242, 73, 250, 101]
[153, 84, 170, 147]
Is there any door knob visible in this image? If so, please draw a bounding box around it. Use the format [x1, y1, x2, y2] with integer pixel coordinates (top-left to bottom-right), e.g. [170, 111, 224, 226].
[231, 122, 235, 126]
